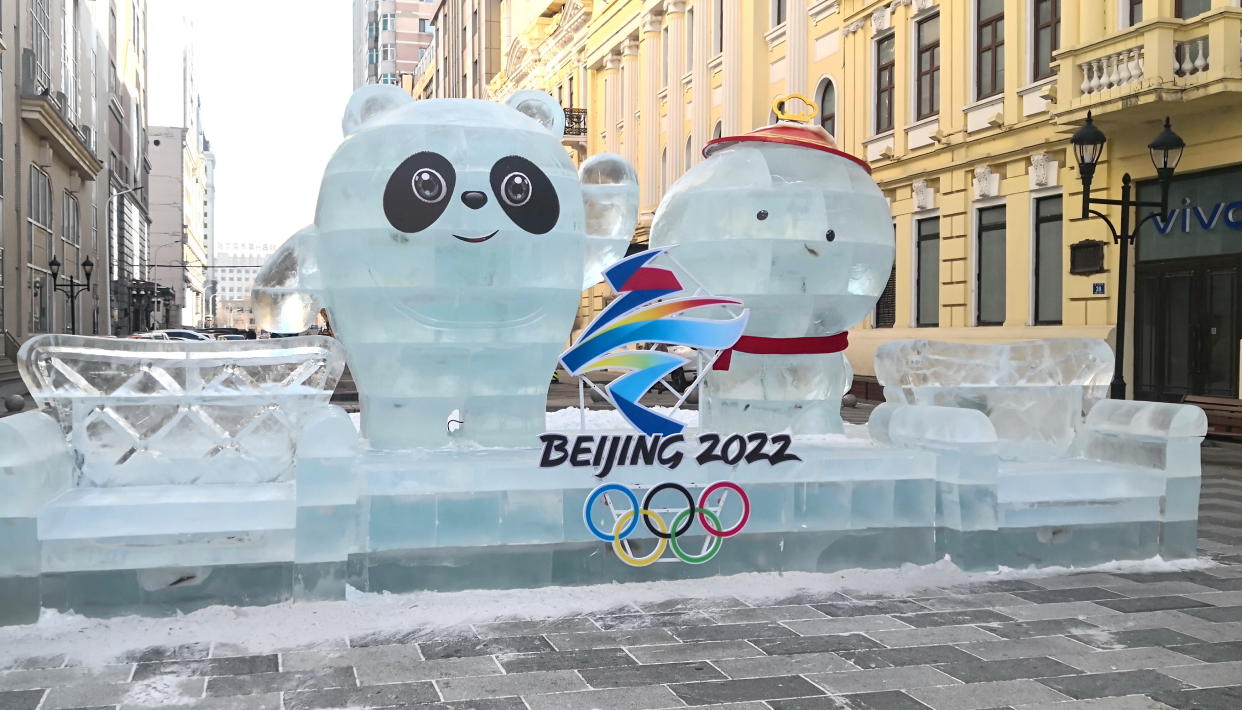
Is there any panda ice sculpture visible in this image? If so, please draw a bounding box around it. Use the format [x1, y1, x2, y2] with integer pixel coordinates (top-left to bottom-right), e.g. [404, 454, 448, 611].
[254, 86, 638, 449]
[650, 96, 894, 434]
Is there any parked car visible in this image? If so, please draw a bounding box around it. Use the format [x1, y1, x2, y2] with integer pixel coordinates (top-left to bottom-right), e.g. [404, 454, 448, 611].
[126, 332, 170, 340]
[215, 334, 246, 341]
[152, 329, 213, 342]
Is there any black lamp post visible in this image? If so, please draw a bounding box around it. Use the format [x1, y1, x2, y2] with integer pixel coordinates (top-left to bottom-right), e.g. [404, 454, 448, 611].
[49, 255, 94, 335]
[1071, 112, 1185, 400]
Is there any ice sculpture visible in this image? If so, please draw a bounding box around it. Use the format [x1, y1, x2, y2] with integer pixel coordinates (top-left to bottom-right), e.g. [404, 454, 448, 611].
[649, 96, 894, 434]
[252, 85, 639, 449]
[875, 338, 1113, 460]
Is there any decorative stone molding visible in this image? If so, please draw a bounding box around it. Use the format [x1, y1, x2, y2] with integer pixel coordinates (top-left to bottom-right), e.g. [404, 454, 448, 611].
[844, 19, 865, 35]
[666, 0, 687, 13]
[808, 0, 840, 23]
[973, 165, 1000, 200]
[1029, 152, 1060, 190]
[642, 11, 663, 33]
[605, 52, 622, 70]
[912, 179, 935, 211]
[871, 6, 892, 33]
[623, 38, 640, 56]
[913, 0, 936, 10]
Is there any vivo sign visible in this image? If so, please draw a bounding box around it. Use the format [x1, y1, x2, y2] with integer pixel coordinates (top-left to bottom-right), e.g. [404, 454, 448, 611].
[1154, 200, 1242, 235]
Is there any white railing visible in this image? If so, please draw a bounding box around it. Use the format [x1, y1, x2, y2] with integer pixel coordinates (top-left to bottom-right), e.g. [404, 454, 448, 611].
[412, 36, 435, 83]
[1174, 36, 1209, 77]
[1079, 47, 1145, 96]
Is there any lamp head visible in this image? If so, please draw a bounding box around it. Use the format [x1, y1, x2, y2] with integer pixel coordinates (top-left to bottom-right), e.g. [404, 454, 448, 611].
[48, 255, 61, 280]
[82, 256, 94, 283]
[1148, 116, 1185, 177]
[1071, 111, 1107, 181]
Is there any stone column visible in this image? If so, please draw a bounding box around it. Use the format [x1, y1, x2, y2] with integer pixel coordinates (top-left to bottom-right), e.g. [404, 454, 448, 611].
[665, 2, 687, 179]
[604, 52, 622, 153]
[787, 0, 809, 96]
[691, 0, 711, 160]
[640, 11, 663, 209]
[722, 0, 744, 133]
[621, 38, 641, 163]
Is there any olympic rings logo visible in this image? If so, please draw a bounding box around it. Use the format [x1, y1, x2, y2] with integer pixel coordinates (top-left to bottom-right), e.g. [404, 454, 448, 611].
[583, 481, 751, 567]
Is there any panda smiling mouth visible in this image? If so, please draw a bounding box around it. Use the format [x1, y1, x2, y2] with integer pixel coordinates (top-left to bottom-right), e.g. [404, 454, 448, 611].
[453, 230, 499, 244]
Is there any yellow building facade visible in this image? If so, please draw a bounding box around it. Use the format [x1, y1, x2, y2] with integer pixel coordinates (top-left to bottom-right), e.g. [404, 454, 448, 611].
[476, 0, 1242, 399]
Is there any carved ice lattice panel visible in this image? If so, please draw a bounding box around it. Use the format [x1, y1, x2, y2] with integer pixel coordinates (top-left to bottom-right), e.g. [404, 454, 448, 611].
[17, 335, 346, 486]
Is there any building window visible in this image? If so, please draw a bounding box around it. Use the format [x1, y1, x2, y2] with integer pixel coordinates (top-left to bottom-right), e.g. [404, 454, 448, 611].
[712, 121, 722, 140]
[419, 18, 431, 32]
[685, 136, 693, 170]
[62, 192, 80, 245]
[1177, 0, 1209, 18]
[380, 12, 396, 30]
[772, 0, 786, 27]
[713, 0, 723, 55]
[1034, 196, 1063, 325]
[367, 48, 379, 64]
[1033, 0, 1060, 80]
[660, 148, 668, 195]
[917, 218, 940, 326]
[28, 166, 53, 256]
[32, 0, 51, 89]
[367, 19, 378, 38]
[977, 0, 1005, 99]
[661, 27, 669, 88]
[976, 205, 1007, 326]
[686, 8, 694, 65]
[875, 34, 895, 133]
[29, 267, 50, 333]
[1129, 0, 1142, 25]
[381, 43, 396, 61]
[568, 75, 574, 108]
[818, 79, 836, 136]
[380, 73, 400, 85]
[875, 266, 897, 328]
[916, 15, 940, 120]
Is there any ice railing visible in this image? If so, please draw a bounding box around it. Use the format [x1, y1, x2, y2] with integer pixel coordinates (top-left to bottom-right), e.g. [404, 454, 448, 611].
[18, 335, 346, 486]
[875, 338, 1114, 460]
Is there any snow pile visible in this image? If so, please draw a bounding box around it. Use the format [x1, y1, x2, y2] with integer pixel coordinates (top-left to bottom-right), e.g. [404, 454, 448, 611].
[0, 556, 1211, 668]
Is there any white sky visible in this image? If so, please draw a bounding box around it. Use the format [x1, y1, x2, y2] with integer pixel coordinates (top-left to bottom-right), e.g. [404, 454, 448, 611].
[149, 0, 353, 254]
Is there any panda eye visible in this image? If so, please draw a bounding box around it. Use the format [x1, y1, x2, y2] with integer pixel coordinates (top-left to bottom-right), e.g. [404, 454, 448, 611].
[412, 169, 447, 203]
[384, 151, 456, 233]
[490, 155, 559, 235]
[500, 172, 532, 207]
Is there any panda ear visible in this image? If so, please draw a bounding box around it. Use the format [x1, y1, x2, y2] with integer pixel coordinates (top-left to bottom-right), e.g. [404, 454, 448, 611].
[342, 85, 414, 137]
[505, 90, 565, 136]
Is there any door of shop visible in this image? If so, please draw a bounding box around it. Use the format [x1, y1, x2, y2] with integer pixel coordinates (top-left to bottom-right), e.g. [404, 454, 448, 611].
[1135, 255, 1241, 401]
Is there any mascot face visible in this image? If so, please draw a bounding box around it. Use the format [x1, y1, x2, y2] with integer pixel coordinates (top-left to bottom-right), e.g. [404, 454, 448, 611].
[650, 141, 894, 337]
[254, 86, 638, 449]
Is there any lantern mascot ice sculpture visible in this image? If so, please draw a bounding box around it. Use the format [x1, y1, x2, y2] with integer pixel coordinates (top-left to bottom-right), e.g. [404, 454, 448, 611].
[253, 85, 639, 449]
[650, 95, 895, 434]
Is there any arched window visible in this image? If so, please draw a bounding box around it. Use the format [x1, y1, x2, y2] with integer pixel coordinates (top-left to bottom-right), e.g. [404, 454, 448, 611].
[712, 121, 723, 140]
[685, 136, 693, 170]
[817, 79, 837, 137]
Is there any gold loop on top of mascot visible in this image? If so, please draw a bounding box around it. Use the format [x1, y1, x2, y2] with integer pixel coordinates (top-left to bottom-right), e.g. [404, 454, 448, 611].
[772, 93, 818, 123]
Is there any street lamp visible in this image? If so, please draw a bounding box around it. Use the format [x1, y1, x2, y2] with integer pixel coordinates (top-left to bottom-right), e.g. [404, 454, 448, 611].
[1071, 112, 1186, 400]
[49, 254, 94, 335]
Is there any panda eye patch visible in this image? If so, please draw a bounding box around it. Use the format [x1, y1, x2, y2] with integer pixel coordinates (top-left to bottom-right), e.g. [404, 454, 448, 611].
[384, 151, 456, 233]
[490, 156, 558, 234]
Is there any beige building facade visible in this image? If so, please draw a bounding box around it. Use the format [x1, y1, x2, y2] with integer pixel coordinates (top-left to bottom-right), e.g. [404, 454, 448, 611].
[354, 0, 437, 88]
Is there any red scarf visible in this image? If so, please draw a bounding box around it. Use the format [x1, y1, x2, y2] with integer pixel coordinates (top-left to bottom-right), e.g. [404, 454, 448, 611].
[713, 332, 849, 371]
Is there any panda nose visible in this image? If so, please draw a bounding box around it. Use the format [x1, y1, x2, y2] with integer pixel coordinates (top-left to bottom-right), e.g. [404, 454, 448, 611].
[461, 191, 488, 209]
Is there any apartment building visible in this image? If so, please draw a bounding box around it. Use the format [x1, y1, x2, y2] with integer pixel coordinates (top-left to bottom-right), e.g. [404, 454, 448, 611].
[431, 0, 503, 98]
[0, 0, 119, 345]
[213, 240, 275, 330]
[147, 4, 209, 329]
[483, 0, 1242, 401]
[354, 0, 436, 88]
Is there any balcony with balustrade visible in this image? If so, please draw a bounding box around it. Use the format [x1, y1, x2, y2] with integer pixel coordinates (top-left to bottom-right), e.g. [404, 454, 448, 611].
[1052, 7, 1242, 125]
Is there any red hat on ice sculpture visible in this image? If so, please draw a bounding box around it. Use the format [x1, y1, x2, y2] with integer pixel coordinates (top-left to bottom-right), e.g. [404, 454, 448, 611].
[702, 93, 872, 174]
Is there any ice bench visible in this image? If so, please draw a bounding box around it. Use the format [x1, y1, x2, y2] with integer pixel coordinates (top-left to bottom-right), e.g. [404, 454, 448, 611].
[3, 334, 355, 619]
[871, 338, 1206, 569]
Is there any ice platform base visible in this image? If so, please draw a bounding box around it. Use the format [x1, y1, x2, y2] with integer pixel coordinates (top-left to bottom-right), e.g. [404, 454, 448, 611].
[0, 433, 1200, 622]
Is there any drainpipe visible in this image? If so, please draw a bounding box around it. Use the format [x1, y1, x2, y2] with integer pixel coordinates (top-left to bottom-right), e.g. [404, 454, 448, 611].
[12, 10, 24, 341]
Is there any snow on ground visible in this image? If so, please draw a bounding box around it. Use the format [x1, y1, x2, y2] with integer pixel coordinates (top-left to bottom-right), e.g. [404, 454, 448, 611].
[0, 556, 1211, 668]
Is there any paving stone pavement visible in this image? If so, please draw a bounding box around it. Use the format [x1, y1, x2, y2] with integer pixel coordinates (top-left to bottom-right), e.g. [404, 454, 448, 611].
[1, 441, 1239, 710]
